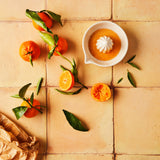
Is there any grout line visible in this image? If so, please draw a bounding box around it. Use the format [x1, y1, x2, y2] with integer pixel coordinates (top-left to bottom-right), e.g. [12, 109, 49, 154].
[111, 0, 113, 20]
[116, 153, 160, 156]
[1, 19, 160, 23]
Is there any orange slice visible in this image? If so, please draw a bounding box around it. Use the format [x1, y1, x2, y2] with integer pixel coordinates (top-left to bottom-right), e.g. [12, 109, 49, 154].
[59, 71, 75, 91]
[91, 83, 111, 102]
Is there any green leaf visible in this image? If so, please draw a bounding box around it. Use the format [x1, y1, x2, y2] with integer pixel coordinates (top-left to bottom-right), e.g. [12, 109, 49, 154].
[26, 9, 52, 33]
[128, 62, 140, 70]
[127, 71, 136, 87]
[54, 34, 59, 44]
[12, 106, 28, 120]
[117, 77, 123, 84]
[30, 92, 34, 105]
[36, 77, 43, 95]
[41, 10, 62, 26]
[60, 65, 69, 71]
[29, 55, 33, 66]
[48, 46, 56, 59]
[126, 55, 136, 63]
[19, 83, 32, 98]
[11, 94, 21, 98]
[55, 88, 83, 95]
[63, 109, 88, 132]
[39, 31, 55, 46]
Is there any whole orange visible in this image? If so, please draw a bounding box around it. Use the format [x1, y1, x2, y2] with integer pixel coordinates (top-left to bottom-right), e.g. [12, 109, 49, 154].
[21, 99, 41, 118]
[32, 12, 53, 31]
[19, 41, 40, 62]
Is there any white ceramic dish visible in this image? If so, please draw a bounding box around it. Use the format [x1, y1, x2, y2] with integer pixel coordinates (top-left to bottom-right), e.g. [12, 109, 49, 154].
[82, 21, 128, 67]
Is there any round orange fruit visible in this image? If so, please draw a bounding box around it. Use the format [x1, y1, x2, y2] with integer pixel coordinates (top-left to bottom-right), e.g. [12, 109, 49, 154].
[59, 70, 74, 91]
[19, 41, 40, 62]
[32, 12, 53, 31]
[48, 37, 68, 56]
[21, 99, 41, 118]
[91, 83, 111, 102]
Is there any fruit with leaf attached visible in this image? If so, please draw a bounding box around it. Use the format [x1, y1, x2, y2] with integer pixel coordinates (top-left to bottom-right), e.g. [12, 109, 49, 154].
[59, 70, 74, 91]
[48, 37, 68, 56]
[32, 12, 53, 31]
[19, 41, 40, 64]
[91, 83, 111, 102]
[21, 99, 41, 118]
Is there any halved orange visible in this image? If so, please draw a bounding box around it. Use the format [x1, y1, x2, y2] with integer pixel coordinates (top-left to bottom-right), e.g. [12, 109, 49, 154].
[59, 70, 74, 91]
[91, 83, 111, 102]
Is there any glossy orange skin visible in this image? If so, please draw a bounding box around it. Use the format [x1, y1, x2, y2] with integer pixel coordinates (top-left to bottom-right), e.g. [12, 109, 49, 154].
[91, 83, 111, 102]
[19, 41, 40, 62]
[59, 70, 75, 91]
[32, 12, 53, 31]
[48, 37, 68, 56]
[21, 99, 41, 118]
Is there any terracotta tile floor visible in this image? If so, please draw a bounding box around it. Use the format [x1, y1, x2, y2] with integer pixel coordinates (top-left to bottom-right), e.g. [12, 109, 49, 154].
[0, 0, 160, 160]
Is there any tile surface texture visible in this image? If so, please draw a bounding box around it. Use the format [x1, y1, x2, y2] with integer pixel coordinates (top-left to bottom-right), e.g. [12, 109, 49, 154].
[0, 0, 45, 20]
[47, 0, 111, 20]
[47, 154, 113, 160]
[114, 88, 160, 154]
[47, 21, 112, 87]
[47, 87, 113, 153]
[113, 22, 160, 87]
[113, 0, 160, 20]
[117, 155, 160, 160]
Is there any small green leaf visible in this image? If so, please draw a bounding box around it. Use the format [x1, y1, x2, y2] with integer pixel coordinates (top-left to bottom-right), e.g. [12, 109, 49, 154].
[117, 77, 123, 84]
[126, 55, 136, 63]
[60, 65, 69, 71]
[30, 92, 34, 105]
[128, 62, 140, 70]
[19, 83, 32, 98]
[26, 9, 52, 33]
[11, 94, 21, 98]
[12, 106, 28, 120]
[54, 34, 59, 44]
[29, 55, 33, 66]
[55, 88, 83, 95]
[63, 109, 88, 132]
[127, 71, 136, 87]
[36, 77, 43, 95]
[41, 10, 62, 26]
[39, 31, 55, 46]
[48, 46, 56, 59]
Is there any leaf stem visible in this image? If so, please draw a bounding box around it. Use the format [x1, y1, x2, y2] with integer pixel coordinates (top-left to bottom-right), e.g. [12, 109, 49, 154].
[56, 51, 73, 66]
[23, 98, 43, 114]
[77, 81, 88, 89]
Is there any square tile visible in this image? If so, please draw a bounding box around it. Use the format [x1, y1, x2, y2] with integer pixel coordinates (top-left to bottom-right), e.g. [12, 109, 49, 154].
[116, 155, 160, 160]
[47, 0, 111, 20]
[0, 22, 46, 87]
[0, 87, 46, 153]
[113, 0, 160, 20]
[113, 22, 160, 87]
[0, 0, 45, 20]
[47, 21, 112, 87]
[47, 154, 113, 160]
[47, 87, 113, 153]
[114, 88, 160, 154]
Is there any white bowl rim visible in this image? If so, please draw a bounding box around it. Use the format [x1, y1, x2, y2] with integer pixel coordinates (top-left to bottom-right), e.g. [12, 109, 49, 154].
[82, 21, 128, 67]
